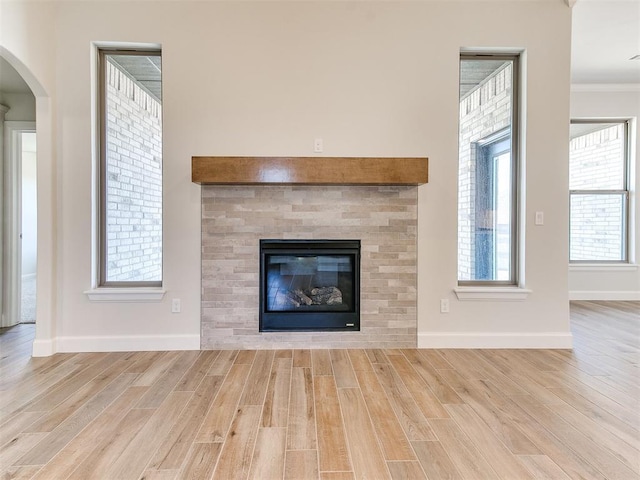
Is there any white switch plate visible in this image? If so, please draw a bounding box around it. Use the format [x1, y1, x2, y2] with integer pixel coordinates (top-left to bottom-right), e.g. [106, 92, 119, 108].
[440, 299, 450, 313]
[314, 138, 323, 153]
[171, 298, 181, 313]
[535, 211, 544, 225]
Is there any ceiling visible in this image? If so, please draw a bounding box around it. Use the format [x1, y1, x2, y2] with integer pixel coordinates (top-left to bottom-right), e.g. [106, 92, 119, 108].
[571, 0, 640, 85]
[0, 1, 638, 96]
[108, 54, 162, 102]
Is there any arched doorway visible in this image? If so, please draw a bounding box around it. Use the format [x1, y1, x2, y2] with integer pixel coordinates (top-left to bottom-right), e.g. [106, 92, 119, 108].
[1, 46, 53, 356]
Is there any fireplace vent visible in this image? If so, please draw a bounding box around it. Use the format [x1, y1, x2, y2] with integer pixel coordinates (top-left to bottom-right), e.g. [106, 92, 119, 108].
[259, 239, 360, 332]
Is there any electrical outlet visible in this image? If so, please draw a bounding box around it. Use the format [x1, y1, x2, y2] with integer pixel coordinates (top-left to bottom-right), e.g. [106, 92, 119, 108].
[314, 138, 323, 153]
[440, 299, 450, 313]
[171, 298, 181, 313]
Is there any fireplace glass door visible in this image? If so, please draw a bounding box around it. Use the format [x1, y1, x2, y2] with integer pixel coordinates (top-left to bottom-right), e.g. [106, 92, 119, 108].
[260, 240, 360, 331]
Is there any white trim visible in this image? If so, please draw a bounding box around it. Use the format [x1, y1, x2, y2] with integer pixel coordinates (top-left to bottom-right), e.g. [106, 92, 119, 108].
[569, 291, 640, 301]
[418, 332, 573, 349]
[56, 334, 200, 353]
[454, 287, 532, 301]
[32, 338, 56, 357]
[84, 288, 166, 302]
[571, 83, 640, 93]
[569, 263, 638, 272]
[2, 121, 36, 328]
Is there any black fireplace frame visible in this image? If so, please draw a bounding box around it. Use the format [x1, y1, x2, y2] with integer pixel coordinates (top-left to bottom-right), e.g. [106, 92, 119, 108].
[259, 239, 361, 332]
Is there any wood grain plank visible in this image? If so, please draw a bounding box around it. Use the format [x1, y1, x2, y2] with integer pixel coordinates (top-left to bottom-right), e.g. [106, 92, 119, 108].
[514, 396, 638, 480]
[320, 473, 355, 480]
[138, 469, 178, 480]
[25, 354, 138, 433]
[148, 375, 225, 470]
[135, 350, 200, 409]
[347, 349, 373, 372]
[312, 350, 333, 376]
[427, 418, 500, 480]
[22, 352, 116, 412]
[104, 391, 193, 480]
[1, 465, 42, 479]
[330, 350, 358, 388]
[401, 349, 463, 405]
[284, 450, 319, 480]
[412, 441, 463, 480]
[293, 349, 311, 368]
[373, 363, 436, 441]
[518, 455, 572, 480]
[387, 354, 449, 419]
[287, 367, 316, 450]
[15, 373, 138, 466]
[192, 156, 429, 185]
[0, 433, 48, 470]
[354, 369, 415, 461]
[174, 350, 219, 391]
[248, 428, 286, 480]
[451, 379, 542, 455]
[239, 350, 274, 405]
[195, 363, 251, 443]
[314, 375, 351, 472]
[178, 442, 222, 480]
[262, 357, 292, 428]
[444, 404, 535, 480]
[387, 461, 428, 480]
[338, 387, 390, 479]
[212, 405, 262, 480]
[66, 407, 154, 480]
[207, 349, 238, 376]
[132, 351, 180, 387]
[30, 386, 148, 480]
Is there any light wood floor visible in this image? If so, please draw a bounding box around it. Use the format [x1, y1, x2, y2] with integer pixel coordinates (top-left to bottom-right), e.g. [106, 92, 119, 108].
[0, 301, 638, 479]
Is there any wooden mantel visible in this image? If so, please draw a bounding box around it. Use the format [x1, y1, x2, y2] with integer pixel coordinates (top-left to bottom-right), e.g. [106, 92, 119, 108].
[191, 156, 428, 185]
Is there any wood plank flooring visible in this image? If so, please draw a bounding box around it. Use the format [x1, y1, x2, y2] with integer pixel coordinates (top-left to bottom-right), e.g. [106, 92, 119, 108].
[0, 300, 638, 479]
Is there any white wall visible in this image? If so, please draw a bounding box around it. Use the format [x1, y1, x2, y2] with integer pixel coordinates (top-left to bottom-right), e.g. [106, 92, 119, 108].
[0, 0, 573, 353]
[569, 88, 640, 300]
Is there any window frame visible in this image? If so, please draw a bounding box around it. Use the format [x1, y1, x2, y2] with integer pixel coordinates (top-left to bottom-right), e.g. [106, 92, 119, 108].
[97, 47, 163, 288]
[569, 119, 631, 264]
[457, 53, 521, 287]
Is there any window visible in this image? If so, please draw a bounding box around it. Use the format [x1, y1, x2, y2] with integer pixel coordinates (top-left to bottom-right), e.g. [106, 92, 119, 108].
[457, 54, 520, 285]
[98, 49, 162, 286]
[569, 120, 630, 262]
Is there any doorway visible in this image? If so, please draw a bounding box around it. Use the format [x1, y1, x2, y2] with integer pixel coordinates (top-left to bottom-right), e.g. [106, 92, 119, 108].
[2, 122, 37, 328]
[21, 132, 37, 323]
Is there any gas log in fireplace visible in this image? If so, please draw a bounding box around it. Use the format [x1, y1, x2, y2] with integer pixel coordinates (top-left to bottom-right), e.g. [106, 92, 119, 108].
[259, 239, 360, 332]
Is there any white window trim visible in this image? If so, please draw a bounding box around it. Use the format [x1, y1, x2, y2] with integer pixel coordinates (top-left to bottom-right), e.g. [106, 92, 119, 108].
[569, 263, 638, 272]
[84, 288, 166, 302]
[454, 287, 532, 301]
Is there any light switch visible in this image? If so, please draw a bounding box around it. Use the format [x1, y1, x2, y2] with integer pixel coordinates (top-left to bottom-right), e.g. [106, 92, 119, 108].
[535, 211, 544, 226]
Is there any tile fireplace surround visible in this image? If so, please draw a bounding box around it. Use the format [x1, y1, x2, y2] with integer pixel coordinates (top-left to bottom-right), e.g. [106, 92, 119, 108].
[201, 185, 418, 349]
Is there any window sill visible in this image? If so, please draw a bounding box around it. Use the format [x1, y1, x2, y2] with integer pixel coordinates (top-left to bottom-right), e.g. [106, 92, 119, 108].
[454, 287, 532, 301]
[84, 288, 166, 302]
[569, 263, 638, 272]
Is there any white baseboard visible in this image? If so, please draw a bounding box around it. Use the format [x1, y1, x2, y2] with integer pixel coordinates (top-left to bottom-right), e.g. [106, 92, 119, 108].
[569, 291, 640, 301]
[54, 334, 200, 353]
[32, 338, 56, 357]
[417, 332, 573, 349]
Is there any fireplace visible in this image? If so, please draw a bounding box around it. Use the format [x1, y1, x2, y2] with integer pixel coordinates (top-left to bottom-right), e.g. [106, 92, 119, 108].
[260, 239, 361, 332]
